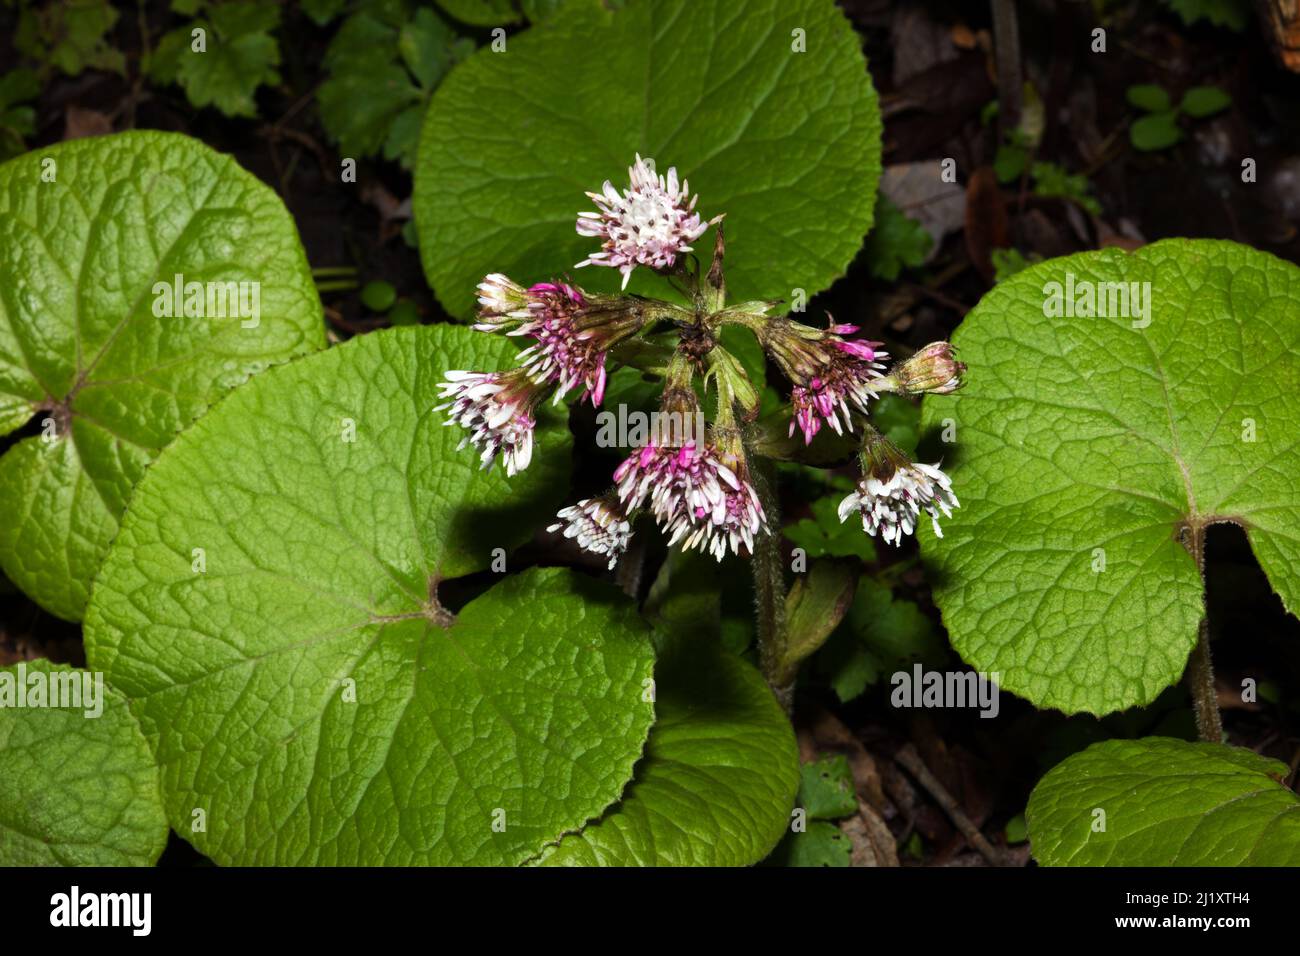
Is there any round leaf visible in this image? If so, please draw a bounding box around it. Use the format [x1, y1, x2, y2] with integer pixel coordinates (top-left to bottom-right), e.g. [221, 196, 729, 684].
[0, 660, 168, 866]
[414, 0, 882, 317]
[534, 640, 798, 866]
[360, 279, 397, 312]
[1028, 738, 1300, 866]
[921, 240, 1300, 714]
[85, 326, 660, 865]
[0, 131, 325, 621]
[1129, 111, 1182, 151]
[541, 549, 802, 866]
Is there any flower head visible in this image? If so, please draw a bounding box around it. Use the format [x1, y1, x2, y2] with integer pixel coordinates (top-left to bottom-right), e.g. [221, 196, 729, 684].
[613, 438, 766, 561]
[472, 276, 645, 408]
[837, 431, 959, 545]
[435, 368, 544, 476]
[473, 273, 532, 330]
[547, 495, 632, 569]
[764, 316, 888, 444]
[511, 281, 611, 406]
[883, 341, 966, 395]
[576, 154, 717, 288]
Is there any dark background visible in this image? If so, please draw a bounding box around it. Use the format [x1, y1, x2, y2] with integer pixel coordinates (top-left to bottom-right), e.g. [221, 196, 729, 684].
[2, 0, 1298, 867]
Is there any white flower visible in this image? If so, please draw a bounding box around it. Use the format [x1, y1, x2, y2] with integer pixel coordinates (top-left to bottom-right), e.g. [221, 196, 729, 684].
[435, 370, 540, 477]
[473, 273, 532, 330]
[575, 154, 717, 288]
[838, 461, 959, 546]
[547, 497, 632, 569]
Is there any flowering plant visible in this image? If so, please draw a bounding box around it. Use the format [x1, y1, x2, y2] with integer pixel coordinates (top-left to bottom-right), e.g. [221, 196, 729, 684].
[439, 155, 966, 703]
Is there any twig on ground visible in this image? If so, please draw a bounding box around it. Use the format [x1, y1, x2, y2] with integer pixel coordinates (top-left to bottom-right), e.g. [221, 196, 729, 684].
[894, 743, 1006, 866]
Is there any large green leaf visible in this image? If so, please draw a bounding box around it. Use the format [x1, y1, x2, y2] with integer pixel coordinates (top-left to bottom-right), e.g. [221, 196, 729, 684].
[0, 131, 324, 621]
[534, 639, 798, 865]
[1027, 737, 1300, 865]
[922, 240, 1300, 714]
[414, 0, 882, 317]
[534, 550, 800, 866]
[83, 326, 660, 865]
[0, 660, 168, 866]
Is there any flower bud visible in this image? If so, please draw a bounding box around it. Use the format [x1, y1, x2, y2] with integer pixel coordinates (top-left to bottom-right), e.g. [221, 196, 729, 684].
[887, 341, 965, 395]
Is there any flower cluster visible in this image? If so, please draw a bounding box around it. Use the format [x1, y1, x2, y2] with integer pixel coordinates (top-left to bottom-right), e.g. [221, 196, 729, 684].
[611, 435, 766, 562]
[835, 428, 960, 545]
[436, 369, 543, 477]
[756, 317, 966, 542]
[438, 275, 643, 473]
[576, 154, 719, 288]
[439, 154, 967, 570]
[764, 316, 890, 445]
[546, 496, 632, 570]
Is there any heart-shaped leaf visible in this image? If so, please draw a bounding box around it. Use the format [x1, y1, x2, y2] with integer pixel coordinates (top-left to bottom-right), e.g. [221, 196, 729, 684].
[535, 550, 799, 866]
[414, 0, 882, 317]
[1027, 737, 1300, 865]
[84, 326, 664, 865]
[0, 131, 325, 621]
[0, 660, 167, 866]
[921, 240, 1300, 714]
[534, 639, 798, 866]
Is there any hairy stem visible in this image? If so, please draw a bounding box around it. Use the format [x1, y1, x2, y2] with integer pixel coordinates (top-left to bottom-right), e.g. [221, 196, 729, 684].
[1183, 523, 1223, 742]
[749, 451, 792, 714]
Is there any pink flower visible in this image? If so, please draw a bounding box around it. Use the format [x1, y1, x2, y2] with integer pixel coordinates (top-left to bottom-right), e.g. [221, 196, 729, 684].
[471, 276, 644, 408]
[435, 369, 543, 476]
[760, 315, 890, 445]
[613, 440, 766, 560]
[511, 282, 610, 406]
[788, 337, 889, 445]
[576, 154, 717, 288]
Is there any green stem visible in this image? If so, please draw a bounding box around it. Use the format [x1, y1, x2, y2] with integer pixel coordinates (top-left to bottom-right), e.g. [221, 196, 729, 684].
[749, 451, 792, 714]
[711, 306, 774, 334]
[638, 298, 696, 329]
